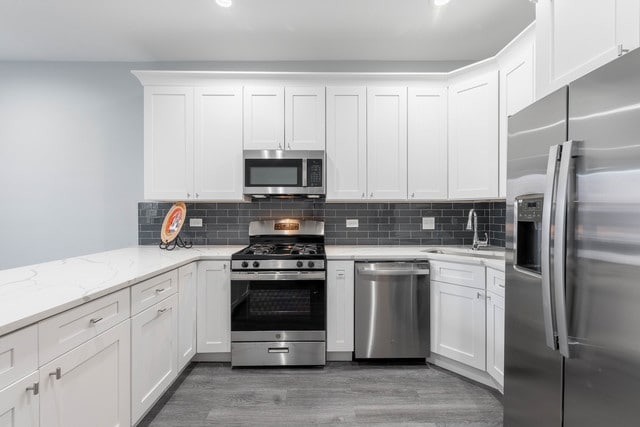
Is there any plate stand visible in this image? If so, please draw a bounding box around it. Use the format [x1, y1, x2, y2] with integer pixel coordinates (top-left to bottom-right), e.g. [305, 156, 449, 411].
[159, 234, 193, 251]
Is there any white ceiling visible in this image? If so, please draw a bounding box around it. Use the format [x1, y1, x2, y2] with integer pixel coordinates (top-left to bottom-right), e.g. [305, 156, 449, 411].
[0, 0, 535, 62]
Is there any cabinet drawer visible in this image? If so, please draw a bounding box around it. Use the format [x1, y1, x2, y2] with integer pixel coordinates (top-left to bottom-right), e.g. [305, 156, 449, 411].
[39, 288, 130, 365]
[487, 267, 505, 297]
[131, 269, 178, 315]
[430, 260, 485, 289]
[0, 325, 38, 389]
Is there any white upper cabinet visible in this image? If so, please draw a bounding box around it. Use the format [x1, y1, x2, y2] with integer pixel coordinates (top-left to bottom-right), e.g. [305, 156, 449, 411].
[194, 87, 243, 200]
[448, 70, 499, 199]
[326, 87, 367, 201]
[536, 0, 640, 99]
[285, 87, 326, 151]
[367, 87, 408, 200]
[243, 86, 285, 150]
[144, 86, 194, 200]
[408, 86, 448, 200]
[498, 26, 535, 197]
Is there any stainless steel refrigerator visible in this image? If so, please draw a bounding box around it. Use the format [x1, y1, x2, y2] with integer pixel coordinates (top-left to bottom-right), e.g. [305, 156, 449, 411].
[505, 49, 640, 426]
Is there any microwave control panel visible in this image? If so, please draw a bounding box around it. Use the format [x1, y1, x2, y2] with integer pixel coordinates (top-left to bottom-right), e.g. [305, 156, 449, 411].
[307, 159, 323, 187]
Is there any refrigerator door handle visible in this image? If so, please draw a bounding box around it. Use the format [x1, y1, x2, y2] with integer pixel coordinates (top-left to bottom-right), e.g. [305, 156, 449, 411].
[554, 140, 576, 358]
[541, 144, 561, 350]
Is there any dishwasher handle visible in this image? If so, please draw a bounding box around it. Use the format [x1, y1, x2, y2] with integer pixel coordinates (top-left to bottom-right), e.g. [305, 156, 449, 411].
[356, 263, 429, 276]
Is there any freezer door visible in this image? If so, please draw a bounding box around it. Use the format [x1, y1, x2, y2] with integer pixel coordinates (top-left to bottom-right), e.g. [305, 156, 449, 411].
[564, 49, 640, 427]
[504, 87, 567, 427]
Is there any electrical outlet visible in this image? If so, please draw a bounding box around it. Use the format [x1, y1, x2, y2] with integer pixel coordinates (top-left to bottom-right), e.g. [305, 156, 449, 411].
[189, 218, 203, 227]
[422, 217, 435, 230]
[346, 219, 359, 228]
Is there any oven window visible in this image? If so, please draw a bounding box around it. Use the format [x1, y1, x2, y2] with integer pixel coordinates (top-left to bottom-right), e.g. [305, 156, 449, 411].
[245, 159, 303, 187]
[231, 280, 325, 331]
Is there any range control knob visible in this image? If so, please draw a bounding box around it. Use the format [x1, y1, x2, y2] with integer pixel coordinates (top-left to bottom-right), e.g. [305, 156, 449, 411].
[308, 261, 315, 268]
[253, 261, 260, 268]
[296, 261, 304, 268]
[241, 261, 249, 268]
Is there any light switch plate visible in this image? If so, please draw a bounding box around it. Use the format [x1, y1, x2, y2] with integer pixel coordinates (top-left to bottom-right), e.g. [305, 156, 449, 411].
[189, 218, 203, 227]
[422, 217, 435, 230]
[346, 219, 359, 228]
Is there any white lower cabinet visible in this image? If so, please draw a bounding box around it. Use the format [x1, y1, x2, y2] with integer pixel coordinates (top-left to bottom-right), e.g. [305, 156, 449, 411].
[0, 372, 39, 427]
[39, 320, 131, 427]
[177, 263, 197, 371]
[197, 261, 231, 353]
[326, 261, 354, 352]
[486, 291, 505, 387]
[431, 280, 486, 370]
[131, 295, 178, 424]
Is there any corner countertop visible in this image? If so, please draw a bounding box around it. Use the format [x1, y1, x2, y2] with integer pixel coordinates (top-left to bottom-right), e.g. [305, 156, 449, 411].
[0, 244, 504, 338]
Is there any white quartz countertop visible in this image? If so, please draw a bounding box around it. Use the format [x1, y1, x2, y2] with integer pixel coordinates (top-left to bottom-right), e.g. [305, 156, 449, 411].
[0, 246, 243, 337]
[0, 244, 504, 337]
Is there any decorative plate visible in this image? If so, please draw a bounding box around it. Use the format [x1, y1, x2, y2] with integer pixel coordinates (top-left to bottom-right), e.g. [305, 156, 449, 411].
[160, 202, 187, 244]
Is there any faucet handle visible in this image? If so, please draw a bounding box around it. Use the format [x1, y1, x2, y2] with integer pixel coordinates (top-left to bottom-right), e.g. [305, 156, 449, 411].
[478, 233, 489, 247]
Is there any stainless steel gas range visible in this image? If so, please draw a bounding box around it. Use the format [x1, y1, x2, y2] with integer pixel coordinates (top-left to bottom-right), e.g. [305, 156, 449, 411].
[230, 219, 326, 367]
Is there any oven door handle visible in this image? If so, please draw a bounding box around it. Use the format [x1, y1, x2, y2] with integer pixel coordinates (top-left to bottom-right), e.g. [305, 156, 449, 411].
[231, 271, 325, 281]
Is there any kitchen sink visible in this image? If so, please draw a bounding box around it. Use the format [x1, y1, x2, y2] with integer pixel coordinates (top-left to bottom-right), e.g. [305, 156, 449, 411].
[422, 246, 505, 260]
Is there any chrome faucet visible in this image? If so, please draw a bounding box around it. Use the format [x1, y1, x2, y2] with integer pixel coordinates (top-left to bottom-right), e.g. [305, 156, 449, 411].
[466, 209, 489, 250]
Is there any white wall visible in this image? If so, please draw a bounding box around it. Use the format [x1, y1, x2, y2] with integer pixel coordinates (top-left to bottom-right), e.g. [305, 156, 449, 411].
[0, 62, 143, 269]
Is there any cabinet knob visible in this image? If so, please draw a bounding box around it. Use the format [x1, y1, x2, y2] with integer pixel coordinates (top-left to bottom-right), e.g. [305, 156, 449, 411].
[187, 193, 191, 198]
[49, 368, 62, 380]
[195, 193, 199, 198]
[411, 193, 415, 198]
[278, 144, 282, 149]
[487, 295, 492, 302]
[361, 192, 365, 198]
[370, 193, 373, 198]
[26, 383, 39, 395]
[287, 144, 291, 150]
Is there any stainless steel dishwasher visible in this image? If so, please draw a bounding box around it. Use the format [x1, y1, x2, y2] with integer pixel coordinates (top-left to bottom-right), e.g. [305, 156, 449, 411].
[355, 261, 430, 359]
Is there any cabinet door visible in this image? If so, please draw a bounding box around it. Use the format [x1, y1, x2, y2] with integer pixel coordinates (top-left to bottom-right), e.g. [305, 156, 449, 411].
[486, 292, 505, 387]
[197, 261, 231, 353]
[326, 87, 367, 201]
[144, 86, 194, 200]
[285, 87, 325, 151]
[194, 87, 243, 200]
[499, 35, 535, 197]
[39, 321, 130, 427]
[243, 87, 284, 150]
[448, 71, 499, 199]
[536, 0, 640, 98]
[131, 295, 178, 424]
[0, 372, 39, 427]
[431, 280, 486, 370]
[367, 87, 408, 200]
[408, 87, 448, 200]
[178, 263, 197, 371]
[327, 261, 354, 352]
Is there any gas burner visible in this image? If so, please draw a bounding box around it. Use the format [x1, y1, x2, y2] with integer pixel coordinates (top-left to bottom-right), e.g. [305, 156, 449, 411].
[246, 244, 276, 255]
[290, 244, 319, 255]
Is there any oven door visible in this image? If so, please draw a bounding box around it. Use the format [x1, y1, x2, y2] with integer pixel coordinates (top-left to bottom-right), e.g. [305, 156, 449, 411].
[230, 271, 326, 342]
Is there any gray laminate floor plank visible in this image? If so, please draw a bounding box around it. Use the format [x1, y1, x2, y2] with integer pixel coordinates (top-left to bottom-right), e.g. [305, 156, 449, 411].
[142, 362, 503, 427]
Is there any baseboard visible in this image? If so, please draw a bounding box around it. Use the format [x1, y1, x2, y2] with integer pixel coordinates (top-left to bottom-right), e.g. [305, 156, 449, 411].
[427, 353, 503, 392]
[193, 352, 231, 362]
[327, 351, 353, 361]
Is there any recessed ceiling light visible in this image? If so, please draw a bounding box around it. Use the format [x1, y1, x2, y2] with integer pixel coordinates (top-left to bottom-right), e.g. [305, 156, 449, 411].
[216, 0, 232, 7]
[433, 0, 451, 5]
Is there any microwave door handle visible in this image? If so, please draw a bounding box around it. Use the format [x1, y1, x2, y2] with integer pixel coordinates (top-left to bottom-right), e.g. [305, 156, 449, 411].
[541, 144, 561, 351]
[302, 159, 307, 187]
[554, 140, 576, 358]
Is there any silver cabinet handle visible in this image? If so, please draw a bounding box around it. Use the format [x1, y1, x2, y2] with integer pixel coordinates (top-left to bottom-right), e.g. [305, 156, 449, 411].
[487, 295, 492, 302]
[497, 282, 505, 288]
[370, 192, 373, 198]
[477, 292, 484, 299]
[89, 317, 103, 324]
[554, 140, 576, 358]
[411, 193, 415, 198]
[49, 368, 61, 380]
[195, 193, 199, 198]
[278, 143, 282, 149]
[618, 44, 630, 56]
[186, 193, 191, 198]
[158, 308, 168, 314]
[287, 144, 291, 149]
[155, 288, 165, 293]
[361, 192, 365, 198]
[541, 144, 560, 351]
[26, 383, 39, 395]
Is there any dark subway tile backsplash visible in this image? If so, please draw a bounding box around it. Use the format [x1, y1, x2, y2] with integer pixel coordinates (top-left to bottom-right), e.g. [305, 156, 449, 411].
[138, 200, 506, 247]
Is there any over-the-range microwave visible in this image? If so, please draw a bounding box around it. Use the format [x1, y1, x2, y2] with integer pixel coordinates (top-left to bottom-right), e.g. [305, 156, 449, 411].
[243, 150, 325, 198]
